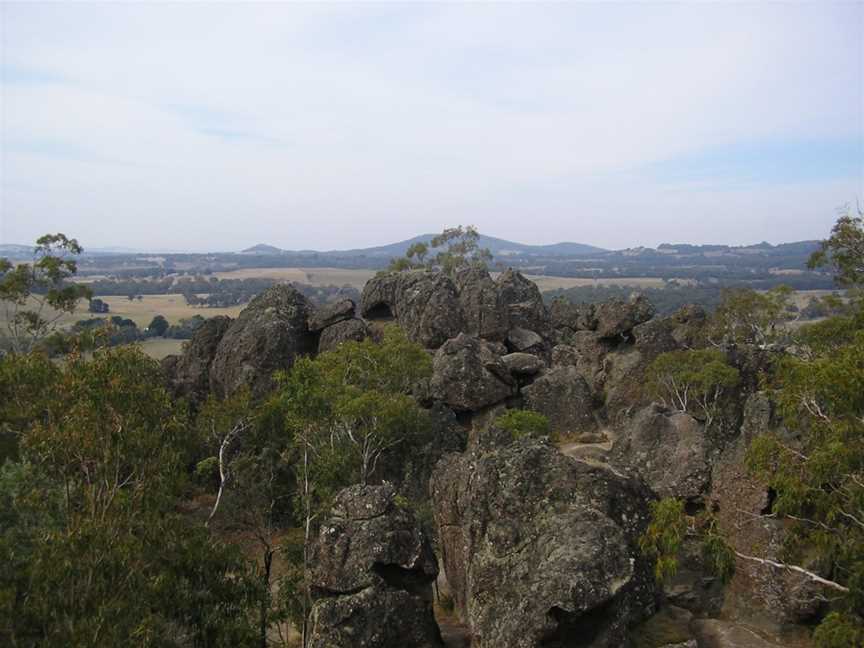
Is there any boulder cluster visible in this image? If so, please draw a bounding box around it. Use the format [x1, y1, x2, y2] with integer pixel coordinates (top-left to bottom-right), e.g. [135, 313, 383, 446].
[162, 285, 369, 403]
[162, 269, 810, 647]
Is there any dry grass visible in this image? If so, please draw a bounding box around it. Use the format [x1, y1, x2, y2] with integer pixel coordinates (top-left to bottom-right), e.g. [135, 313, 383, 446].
[0, 294, 245, 330]
[138, 337, 186, 359]
[211, 266, 375, 289]
[519, 274, 668, 291]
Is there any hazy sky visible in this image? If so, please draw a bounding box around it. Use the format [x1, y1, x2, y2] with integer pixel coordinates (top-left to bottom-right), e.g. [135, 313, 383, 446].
[1, 2, 862, 252]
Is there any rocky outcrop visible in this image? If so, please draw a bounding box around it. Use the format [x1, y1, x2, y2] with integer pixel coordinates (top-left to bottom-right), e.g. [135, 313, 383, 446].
[522, 365, 598, 439]
[610, 404, 711, 501]
[162, 315, 232, 405]
[501, 352, 545, 376]
[430, 432, 657, 648]
[308, 484, 442, 648]
[429, 334, 515, 411]
[318, 318, 370, 353]
[550, 299, 597, 332]
[308, 299, 355, 332]
[361, 271, 464, 348]
[506, 327, 545, 354]
[551, 332, 612, 393]
[454, 267, 509, 342]
[594, 294, 656, 339]
[209, 285, 316, 399]
[496, 268, 551, 339]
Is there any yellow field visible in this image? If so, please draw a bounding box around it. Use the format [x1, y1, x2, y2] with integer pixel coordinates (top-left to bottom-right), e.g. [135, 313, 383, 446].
[212, 266, 376, 289]
[1, 294, 245, 330]
[211, 266, 667, 292]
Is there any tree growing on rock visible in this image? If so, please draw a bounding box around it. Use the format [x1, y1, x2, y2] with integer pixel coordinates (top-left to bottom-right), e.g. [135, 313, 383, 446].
[809, 203, 864, 287]
[269, 325, 435, 643]
[646, 348, 740, 428]
[0, 234, 91, 354]
[707, 286, 795, 347]
[387, 225, 493, 275]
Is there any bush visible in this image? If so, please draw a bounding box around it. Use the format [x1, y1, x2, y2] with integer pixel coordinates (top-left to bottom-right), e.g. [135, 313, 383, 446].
[494, 409, 551, 440]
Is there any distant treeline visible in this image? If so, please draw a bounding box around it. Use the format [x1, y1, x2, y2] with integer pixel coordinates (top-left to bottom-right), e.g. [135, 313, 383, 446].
[543, 283, 843, 318]
[79, 277, 361, 308]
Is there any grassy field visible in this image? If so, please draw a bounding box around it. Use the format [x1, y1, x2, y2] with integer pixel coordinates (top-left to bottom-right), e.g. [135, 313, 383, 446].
[211, 266, 668, 292]
[138, 337, 186, 359]
[212, 266, 376, 289]
[520, 274, 668, 291]
[0, 294, 244, 331]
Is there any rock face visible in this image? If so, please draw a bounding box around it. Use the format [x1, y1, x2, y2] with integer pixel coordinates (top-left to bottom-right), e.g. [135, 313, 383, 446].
[308, 299, 356, 332]
[501, 352, 545, 376]
[594, 295, 656, 339]
[163, 315, 232, 405]
[496, 268, 551, 338]
[209, 285, 316, 399]
[430, 432, 657, 648]
[429, 334, 515, 411]
[708, 393, 821, 626]
[361, 271, 464, 348]
[308, 484, 443, 648]
[522, 366, 598, 439]
[550, 300, 597, 336]
[551, 332, 612, 393]
[506, 327, 545, 354]
[610, 405, 711, 501]
[454, 267, 510, 342]
[318, 318, 370, 353]
[360, 268, 553, 350]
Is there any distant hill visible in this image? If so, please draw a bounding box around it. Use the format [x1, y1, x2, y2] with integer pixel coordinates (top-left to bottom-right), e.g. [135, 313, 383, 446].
[241, 244, 284, 255]
[247, 234, 608, 259]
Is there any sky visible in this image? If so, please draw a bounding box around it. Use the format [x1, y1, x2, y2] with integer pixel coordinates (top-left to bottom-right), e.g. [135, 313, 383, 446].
[1, 1, 862, 253]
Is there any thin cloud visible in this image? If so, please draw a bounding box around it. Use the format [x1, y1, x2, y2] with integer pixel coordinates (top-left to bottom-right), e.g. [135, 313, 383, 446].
[1, 2, 861, 251]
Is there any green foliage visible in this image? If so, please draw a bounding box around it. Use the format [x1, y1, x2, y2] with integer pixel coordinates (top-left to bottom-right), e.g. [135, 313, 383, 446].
[812, 612, 864, 648]
[701, 520, 736, 583]
[0, 352, 61, 462]
[148, 314, 170, 336]
[0, 345, 262, 645]
[494, 409, 552, 440]
[646, 348, 740, 426]
[387, 225, 493, 275]
[809, 205, 864, 287]
[639, 498, 688, 583]
[708, 285, 794, 346]
[0, 233, 92, 354]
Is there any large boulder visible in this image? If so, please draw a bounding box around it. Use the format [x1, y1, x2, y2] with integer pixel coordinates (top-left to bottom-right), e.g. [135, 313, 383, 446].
[594, 294, 655, 339]
[551, 331, 613, 393]
[550, 300, 597, 336]
[429, 334, 515, 411]
[361, 271, 465, 348]
[308, 299, 355, 332]
[162, 315, 232, 405]
[496, 268, 551, 339]
[609, 404, 711, 501]
[430, 433, 657, 648]
[307, 484, 442, 648]
[506, 327, 545, 354]
[522, 365, 598, 439]
[454, 267, 509, 342]
[318, 318, 370, 353]
[209, 285, 316, 399]
[501, 352, 545, 376]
